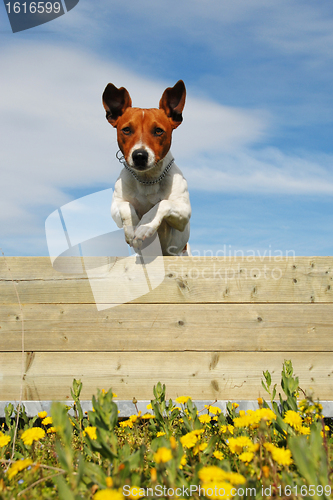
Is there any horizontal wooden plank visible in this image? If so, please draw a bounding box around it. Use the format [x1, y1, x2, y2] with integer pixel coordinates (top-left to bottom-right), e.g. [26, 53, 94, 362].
[0, 352, 332, 401]
[1, 303, 333, 352]
[1, 257, 333, 304]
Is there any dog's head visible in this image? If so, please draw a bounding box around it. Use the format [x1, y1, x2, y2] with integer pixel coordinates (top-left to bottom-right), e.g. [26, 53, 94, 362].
[102, 80, 186, 171]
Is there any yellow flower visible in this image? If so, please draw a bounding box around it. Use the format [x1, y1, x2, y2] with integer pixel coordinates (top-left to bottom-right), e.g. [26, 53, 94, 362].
[93, 488, 124, 500]
[0, 435, 10, 447]
[42, 417, 53, 426]
[193, 442, 208, 455]
[156, 431, 165, 437]
[21, 427, 45, 446]
[201, 481, 233, 499]
[140, 414, 155, 420]
[232, 403, 239, 409]
[84, 426, 97, 440]
[199, 414, 212, 424]
[233, 408, 276, 428]
[154, 447, 172, 463]
[170, 436, 177, 449]
[205, 405, 222, 415]
[120, 419, 133, 428]
[47, 427, 57, 434]
[150, 468, 157, 482]
[146, 403, 152, 410]
[127, 486, 145, 499]
[257, 397, 263, 405]
[112, 393, 117, 398]
[239, 451, 254, 463]
[264, 443, 293, 466]
[199, 466, 245, 486]
[199, 466, 229, 482]
[38, 411, 47, 419]
[213, 450, 224, 460]
[262, 465, 270, 478]
[179, 454, 187, 469]
[175, 396, 191, 404]
[7, 458, 33, 480]
[283, 410, 302, 430]
[180, 429, 204, 448]
[220, 425, 234, 434]
[299, 426, 311, 435]
[106, 477, 113, 488]
[228, 436, 253, 454]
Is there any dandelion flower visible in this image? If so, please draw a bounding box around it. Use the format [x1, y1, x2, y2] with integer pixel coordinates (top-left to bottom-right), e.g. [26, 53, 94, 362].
[156, 431, 165, 437]
[199, 466, 229, 482]
[47, 427, 57, 434]
[179, 454, 187, 468]
[213, 450, 224, 460]
[0, 435, 10, 447]
[170, 436, 177, 449]
[93, 488, 124, 500]
[228, 436, 253, 454]
[38, 411, 47, 419]
[204, 405, 222, 415]
[180, 432, 198, 449]
[127, 487, 145, 499]
[42, 417, 53, 426]
[140, 414, 155, 420]
[146, 403, 152, 410]
[7, 458, 33, 480]
[283, 410, 302, 430]
[84, 426, 97, 440]
[154, 447, 172, 463]
[199, 414, 211, 424]
[264, 443, 293, 466]
[175, 396, 191, 404]
[201, 481, 233, 499]
[21, 427, 45, 446]
[239, 451, 254, 463]
[193, 442, 208, 455]
[262, 465, 270, 478]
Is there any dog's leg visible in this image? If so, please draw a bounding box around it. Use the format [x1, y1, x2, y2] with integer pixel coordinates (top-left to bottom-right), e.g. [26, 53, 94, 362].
[132, 199, 190, 249]
[111, 199, 140, 246]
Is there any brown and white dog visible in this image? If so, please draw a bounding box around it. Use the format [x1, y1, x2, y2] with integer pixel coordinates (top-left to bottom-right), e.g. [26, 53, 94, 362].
[102, 80, 191, 256]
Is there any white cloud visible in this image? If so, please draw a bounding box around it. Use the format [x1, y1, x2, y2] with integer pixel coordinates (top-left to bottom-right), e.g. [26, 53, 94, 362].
[182, 148, 333, 194]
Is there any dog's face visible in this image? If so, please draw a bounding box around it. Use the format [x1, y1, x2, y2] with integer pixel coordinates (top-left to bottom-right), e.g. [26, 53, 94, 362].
[102, 80, 186, 171]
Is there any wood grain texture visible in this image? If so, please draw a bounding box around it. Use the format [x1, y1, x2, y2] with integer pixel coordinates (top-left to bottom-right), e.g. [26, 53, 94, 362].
[1, 303, 333, 352]
[0, 352, 332, 401]
[1, 257, 333, 304]
[1, 257, 333, 403]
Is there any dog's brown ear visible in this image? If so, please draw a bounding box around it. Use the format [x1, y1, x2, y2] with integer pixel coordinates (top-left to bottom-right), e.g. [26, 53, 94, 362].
[102, 84, 132, 127]
[159, 80, 186, 129]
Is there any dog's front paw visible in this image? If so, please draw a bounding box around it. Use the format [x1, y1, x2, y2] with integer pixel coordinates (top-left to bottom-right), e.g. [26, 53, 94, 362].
[132, 224, 156, 248]
[123, 225, 136, 246]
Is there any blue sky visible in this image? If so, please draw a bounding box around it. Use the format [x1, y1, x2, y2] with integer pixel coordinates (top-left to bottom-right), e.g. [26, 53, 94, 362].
[1, 0, 333, 256]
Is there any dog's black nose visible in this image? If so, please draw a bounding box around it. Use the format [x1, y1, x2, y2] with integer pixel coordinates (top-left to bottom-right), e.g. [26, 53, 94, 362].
[132, 149, 149, 169]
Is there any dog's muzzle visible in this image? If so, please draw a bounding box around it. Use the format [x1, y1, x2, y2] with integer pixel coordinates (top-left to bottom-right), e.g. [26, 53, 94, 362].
[132, 148, 149, 169]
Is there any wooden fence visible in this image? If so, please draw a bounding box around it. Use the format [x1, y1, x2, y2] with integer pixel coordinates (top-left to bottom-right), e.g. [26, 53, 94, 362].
[0, 256, 333, 407]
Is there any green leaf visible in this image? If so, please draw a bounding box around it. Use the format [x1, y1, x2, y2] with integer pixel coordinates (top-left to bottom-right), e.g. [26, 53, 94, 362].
[54, 475, 76, 500]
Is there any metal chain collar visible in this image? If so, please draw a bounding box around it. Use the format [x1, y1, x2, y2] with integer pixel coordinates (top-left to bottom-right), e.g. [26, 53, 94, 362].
[116, 150, 175, 185]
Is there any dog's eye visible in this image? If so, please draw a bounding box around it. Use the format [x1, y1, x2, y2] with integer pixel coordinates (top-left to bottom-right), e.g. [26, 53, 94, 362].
[121, 127, 132, 135]
[154, 127, 164, 136]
